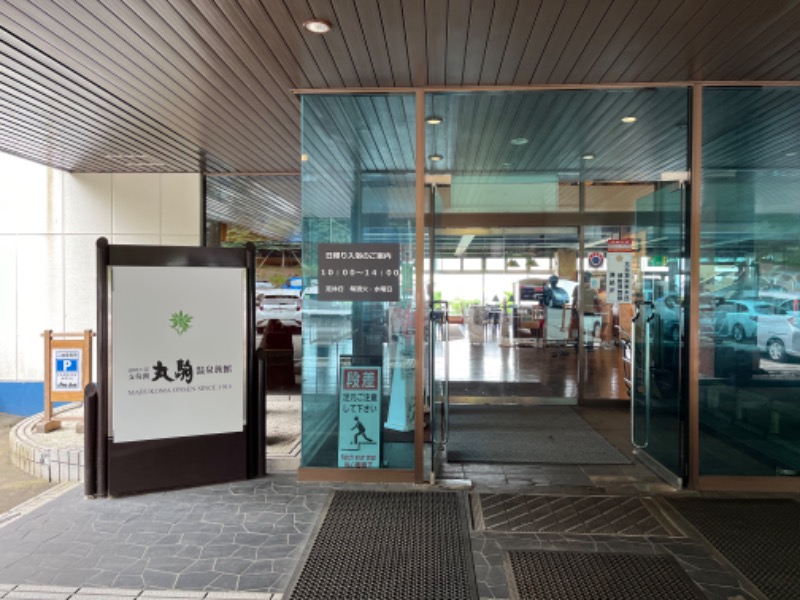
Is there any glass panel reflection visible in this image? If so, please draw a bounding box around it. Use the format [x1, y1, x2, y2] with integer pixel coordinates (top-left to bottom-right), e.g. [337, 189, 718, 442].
[300, 94, 417, 470]
[700, 87, 800, 477]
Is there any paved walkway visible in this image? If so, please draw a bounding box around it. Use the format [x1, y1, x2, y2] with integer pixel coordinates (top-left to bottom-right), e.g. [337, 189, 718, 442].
[0, 401, 787, 600]
[0, 465, 778, 600]
[0, 414, 53, 513]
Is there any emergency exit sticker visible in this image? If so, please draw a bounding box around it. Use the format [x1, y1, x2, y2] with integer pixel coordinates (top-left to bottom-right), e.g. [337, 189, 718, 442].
[52, 349, 82, 392]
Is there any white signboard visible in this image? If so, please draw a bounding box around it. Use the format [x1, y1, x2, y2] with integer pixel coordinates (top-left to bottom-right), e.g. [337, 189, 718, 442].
[52, 349, 82, 392]
[111, 266, 246, 443]
[607, 239, 634, 304]
[338, 366, 381, 468]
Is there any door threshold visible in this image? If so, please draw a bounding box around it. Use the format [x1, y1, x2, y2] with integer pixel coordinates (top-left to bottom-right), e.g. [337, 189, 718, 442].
[450, 396, 577, 406]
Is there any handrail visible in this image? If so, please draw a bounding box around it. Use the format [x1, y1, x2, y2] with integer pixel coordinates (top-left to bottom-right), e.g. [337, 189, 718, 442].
[630, 303, 645, 449]
[441, 301, 450, 445]
[631, 302, 655, 449]
[429, 300, 450, 481]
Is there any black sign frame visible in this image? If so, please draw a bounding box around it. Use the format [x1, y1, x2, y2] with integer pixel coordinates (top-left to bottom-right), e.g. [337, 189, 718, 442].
[92, 239, 263, 497]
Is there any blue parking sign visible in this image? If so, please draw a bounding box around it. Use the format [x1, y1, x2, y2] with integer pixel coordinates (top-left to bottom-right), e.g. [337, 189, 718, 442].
[56, 358, 78, 372]
[52, 349, 82, 392]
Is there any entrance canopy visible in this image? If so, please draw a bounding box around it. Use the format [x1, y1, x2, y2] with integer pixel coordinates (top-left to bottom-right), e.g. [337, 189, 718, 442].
[3, 1, 800, 241]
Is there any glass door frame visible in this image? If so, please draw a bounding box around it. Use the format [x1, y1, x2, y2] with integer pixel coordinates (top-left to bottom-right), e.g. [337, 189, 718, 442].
[422, 212, 645, 482]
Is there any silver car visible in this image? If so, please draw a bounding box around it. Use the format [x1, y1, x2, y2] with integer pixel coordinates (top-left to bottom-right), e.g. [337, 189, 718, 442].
[714, 298, 800, 362]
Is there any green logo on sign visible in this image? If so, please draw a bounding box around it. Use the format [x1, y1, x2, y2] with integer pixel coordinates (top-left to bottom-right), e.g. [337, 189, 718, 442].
[169, 310, 193, 335]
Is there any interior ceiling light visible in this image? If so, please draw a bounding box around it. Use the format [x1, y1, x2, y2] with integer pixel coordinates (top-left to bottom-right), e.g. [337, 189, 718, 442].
[510, 137, 529, 145]
[582, 154, 595, 160]
[428, 154, 443, 162]
[301, 153, 309, 162]
[621, 116, 637, 123]
[425, 115, 443, 125]
[302, 19, 331, 33]
[786, 152, 797, 157]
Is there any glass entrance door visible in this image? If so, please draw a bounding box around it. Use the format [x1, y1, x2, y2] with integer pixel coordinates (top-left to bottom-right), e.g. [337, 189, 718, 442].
[430, 227, 581, 405]
[630, 180, 688, 485]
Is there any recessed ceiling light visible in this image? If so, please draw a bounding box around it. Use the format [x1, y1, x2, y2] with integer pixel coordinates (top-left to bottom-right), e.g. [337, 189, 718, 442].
[425, 115, 443, 125]
[428, 154, 443, 162]
[510, 137, 529, 145]
[581, 154, 595, 160]
[302, 19, 332, 33]
[621, 116, 637, 123]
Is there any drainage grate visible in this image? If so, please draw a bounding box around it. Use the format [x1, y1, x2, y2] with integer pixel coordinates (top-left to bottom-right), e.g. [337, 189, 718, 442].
[476, 494, 673, 536]
[507, 550, 704, 600]
[668, 497, 800, 600]
[286, 491, 477, 600]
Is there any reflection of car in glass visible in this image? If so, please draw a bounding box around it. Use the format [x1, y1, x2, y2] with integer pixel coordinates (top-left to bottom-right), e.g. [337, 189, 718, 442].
[301, 285, 352, 322]
[653, 295, 681, 341]
[256, 289, 302, 330]
[652, 295, 718, 341]
[760, 292, 800, 319]
[713, 299, 790, 342]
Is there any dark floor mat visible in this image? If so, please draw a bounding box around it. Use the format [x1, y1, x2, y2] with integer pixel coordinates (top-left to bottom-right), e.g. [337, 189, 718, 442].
[507, 550, 704, 599]
[448, 405, 630, 464]
[667, 497, 800, 600]
[476, 494, 672, 536]
[286, 490, 477, 600]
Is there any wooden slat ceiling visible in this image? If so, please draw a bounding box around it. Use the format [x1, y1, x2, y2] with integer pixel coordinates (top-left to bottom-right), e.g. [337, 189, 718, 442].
[2, 0, 800, 240]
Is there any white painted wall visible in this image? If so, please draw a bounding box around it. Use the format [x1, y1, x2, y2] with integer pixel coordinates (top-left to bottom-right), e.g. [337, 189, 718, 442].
[0, 152, 202, 381]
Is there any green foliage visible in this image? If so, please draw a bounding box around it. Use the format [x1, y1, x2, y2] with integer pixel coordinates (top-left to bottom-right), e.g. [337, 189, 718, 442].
[449, 297, 481, 315]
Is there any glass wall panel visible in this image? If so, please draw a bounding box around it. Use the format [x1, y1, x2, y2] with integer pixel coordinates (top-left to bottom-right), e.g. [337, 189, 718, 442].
[300, 94, 416, 469]
[425, 89, 689, 213]
[700, 87, 800, 477]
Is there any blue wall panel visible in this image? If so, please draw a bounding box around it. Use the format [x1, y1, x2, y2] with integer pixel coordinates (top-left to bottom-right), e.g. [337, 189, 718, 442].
[0, 382, 44, 416]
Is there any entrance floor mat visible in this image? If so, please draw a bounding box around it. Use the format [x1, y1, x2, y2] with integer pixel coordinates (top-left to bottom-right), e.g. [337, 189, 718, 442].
[448, 405, 630, 464]
[507, 550, 704, 599]
[667, 497, 800, 600]
[285, 490, 477, 599]
[475, 494, 674, 536]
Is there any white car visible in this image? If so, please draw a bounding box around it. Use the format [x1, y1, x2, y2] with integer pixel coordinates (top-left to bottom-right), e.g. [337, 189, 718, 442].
[256, 288, 302, 329]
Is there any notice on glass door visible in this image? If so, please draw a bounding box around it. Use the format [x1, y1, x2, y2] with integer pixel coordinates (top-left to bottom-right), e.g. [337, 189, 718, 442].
[318, 243, 400, 302]
[607, 239, 634, 304]
[338, 366, 381, 468]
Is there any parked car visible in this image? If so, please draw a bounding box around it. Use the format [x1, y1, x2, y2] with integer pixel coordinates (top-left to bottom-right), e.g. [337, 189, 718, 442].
[651, 294, 718, 341]
[256, 288, 302, 329]
[255, 281, 275, 293]
[653, 295, 681, 341]
[281, 276, 303, 290]
[761, 318, 800, 362]
[302, 285, 350, 316]
[712, 299, 800, 362]
[760, 291, 800, 319]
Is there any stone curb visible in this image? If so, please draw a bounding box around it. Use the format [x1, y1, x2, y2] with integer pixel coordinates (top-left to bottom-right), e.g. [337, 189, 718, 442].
[9, 399, 302, 482]
[10, 403, 84, 483]
[0, 584, 281, 599]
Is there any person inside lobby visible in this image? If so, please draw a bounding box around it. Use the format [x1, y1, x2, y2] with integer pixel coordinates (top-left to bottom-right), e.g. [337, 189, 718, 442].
[570, 272, 602, 343]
